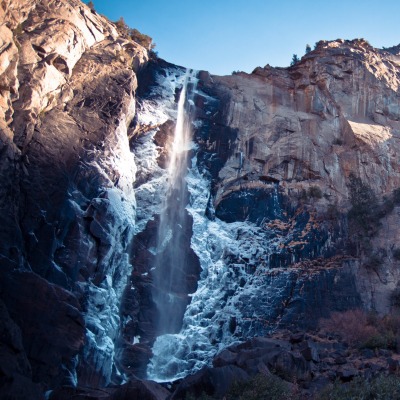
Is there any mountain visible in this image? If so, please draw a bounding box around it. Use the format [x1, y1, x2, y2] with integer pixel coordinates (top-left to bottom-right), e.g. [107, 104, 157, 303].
[1, 0, 400, 398]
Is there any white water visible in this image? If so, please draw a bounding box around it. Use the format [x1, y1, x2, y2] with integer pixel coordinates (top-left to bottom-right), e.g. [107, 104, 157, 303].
[151, 69, 198, 336]
[144, 69, 291, 383]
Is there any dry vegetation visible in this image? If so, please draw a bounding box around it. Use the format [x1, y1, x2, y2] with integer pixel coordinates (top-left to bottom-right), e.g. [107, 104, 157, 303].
[319, 309, 400, 350]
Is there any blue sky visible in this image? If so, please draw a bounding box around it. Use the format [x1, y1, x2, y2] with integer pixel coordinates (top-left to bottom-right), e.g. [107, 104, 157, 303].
[87, 0, 400, 75]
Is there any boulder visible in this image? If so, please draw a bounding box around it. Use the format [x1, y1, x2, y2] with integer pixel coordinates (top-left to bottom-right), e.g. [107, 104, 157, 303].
[299, 340, 320, 363]
[170, 365, 249, 399]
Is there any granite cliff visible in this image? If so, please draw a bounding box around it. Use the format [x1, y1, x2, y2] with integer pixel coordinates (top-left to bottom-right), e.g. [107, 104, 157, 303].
[1, 0, 400, 398]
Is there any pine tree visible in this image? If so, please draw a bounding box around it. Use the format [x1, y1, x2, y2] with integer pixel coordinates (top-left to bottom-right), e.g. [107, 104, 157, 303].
[290, 54, 300, 66]
[305, 44, 311, 54]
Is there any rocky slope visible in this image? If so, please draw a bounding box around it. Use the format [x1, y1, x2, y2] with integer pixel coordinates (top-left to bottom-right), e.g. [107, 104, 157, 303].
[1, 0, 400, 398]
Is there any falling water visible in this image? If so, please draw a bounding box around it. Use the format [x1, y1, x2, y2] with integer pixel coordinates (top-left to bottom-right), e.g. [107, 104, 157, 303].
[152, 70, 198, 336]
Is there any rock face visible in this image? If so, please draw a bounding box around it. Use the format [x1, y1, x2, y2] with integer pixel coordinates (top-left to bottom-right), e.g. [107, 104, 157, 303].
[195, 39, 400, 316]
[141, 40, 400, 381]
[1, 0, 400, 397]
[0, 0, 148, 396]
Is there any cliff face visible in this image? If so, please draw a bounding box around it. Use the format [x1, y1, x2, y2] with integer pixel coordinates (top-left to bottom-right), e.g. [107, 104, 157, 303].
[0, 0, 148, 395]
[196, 39, 400, 315]
[1, 0, 400, 396]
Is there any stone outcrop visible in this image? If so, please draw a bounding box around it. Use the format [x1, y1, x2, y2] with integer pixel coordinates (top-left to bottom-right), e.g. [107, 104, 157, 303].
[0, 0, 148, 396]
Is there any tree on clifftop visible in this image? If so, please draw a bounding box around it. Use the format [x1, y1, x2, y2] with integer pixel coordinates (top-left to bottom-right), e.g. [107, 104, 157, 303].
[115, 17, 155, 50]
[290, 54, 300, 66]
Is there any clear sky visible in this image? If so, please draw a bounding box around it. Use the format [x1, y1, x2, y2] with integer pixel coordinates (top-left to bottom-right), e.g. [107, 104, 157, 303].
[86, 0, 400, 76]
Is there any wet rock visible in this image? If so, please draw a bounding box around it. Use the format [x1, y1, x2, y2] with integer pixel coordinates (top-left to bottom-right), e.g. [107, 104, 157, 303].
[115, 342, 153, 380]
[213, 349, 238, 368]
[338, 367, 358, 382]
[0, 0, 149, 391]
[49, 386, 112, 400]
[334, 356, 347, 365]
[111, 379, 170, 400]
[49, 379, 170, 400]
[361, 348, 375, 358]
[0, 300, 44, 400]
[290, 332, 305, 344]
[269, 351, 311, 382]
[170, 365, 249, 400]
[0, 269, 85, 388]
[299, 340, 320, 363]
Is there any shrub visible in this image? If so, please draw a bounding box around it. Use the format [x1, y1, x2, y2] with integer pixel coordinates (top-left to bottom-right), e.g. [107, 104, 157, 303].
[361, 331, 396, 350]
[332, 138, 344, 145]
[299, 189, 309, 200]
[319, 309, 378, 346]
[393, 248, 400, 261]
[381, 313, 400, 333]
[129, 28, 154, 49]
[13, 23, 25, 37]
[290, 54, 300, 66]
[320, 310, 400, 350]
[115, 17, 154, 49]
[227, 373, 295, 400]
[298, 186, 323, 202]
[308, 185, 323, 199]
[317, 375, 400, 400]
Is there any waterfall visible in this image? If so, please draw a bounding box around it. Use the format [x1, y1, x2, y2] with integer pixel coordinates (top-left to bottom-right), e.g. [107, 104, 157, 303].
[152, 69, 198, 336]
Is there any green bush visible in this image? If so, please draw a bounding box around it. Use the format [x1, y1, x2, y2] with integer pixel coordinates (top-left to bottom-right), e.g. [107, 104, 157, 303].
[317, 375, 400, 400]
[308, 185, 323, 199]
[227, 374, 295, 400]
[361, 331, 397, 350]
[290, 54, 300, 66]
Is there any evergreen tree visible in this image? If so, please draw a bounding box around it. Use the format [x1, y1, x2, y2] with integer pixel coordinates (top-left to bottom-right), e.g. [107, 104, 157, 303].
[290, 54, 300, 66]
[305, 44, 311, 54]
